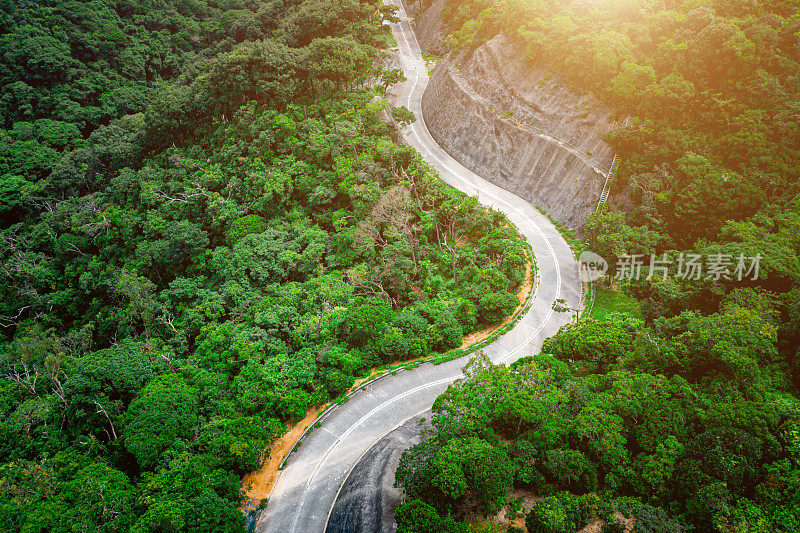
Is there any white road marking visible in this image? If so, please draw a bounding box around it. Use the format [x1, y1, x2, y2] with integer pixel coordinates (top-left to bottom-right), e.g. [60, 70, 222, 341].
[321, 427, 341, 439]
[270, 2, 581, 531]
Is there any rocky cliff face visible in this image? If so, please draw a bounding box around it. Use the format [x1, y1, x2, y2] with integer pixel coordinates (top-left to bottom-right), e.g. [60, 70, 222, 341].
[410, 4, 615, 228]
[403, 0, 449, 55]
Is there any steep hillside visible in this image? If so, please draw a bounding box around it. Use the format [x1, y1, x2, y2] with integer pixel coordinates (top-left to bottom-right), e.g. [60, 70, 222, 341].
[397, 0, 614, 228]
[403, 0, 448, 55]
[422, 34, 614, 227]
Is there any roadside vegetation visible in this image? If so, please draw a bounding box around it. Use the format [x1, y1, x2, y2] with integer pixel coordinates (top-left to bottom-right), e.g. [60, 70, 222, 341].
[584, 286, 641, 321]
[0, 0, 529, 530]
[394, 0, 800, 531]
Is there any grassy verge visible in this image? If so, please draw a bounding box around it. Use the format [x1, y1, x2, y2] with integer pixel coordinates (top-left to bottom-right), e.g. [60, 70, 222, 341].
[585, 286, 642, 320]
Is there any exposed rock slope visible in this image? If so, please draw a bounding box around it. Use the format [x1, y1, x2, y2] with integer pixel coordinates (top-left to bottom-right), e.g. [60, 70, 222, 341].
[408, 5, 615, 228]
[403, 0, 449, 55]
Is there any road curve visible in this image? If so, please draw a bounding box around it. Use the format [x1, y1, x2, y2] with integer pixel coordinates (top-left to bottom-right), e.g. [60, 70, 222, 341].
[326, 413, 431, 533]
[255, 2, 582, 531]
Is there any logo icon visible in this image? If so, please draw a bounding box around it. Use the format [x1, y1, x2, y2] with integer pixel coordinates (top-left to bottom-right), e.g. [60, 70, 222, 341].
[578, 251, 608, 282]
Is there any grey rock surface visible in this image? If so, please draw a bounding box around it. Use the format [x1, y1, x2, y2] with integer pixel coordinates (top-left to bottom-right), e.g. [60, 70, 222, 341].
[420, 31, 614, 228]
[401, 0, 448, 55]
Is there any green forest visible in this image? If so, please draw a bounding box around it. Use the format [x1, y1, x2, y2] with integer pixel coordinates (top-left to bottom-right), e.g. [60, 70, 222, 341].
[0, 0, 529, 530]
[392, 0, 800, 532]
[3, 0, 800, 531]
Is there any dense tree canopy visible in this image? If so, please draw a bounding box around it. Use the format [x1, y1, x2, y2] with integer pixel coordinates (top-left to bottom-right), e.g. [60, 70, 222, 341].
[396, 343, 800, 531]
[393, 3, 800, 528]
[438, 0, 800, 290]
[0, 0, 529, 529]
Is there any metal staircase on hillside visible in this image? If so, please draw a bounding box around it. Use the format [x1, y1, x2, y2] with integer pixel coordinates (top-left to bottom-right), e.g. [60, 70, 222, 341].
[583, 121, 627, 319]
[595, 118, 630, 212]
[596, 153, 618, 211]
[583, 152, 618, 320]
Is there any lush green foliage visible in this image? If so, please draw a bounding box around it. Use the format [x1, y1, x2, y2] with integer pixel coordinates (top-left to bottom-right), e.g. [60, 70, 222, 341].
[397, 262, 800, 532]
[0, 0, 528, 530]
[396, 344, 800, 531]
[391, 3, 800, 530]
[525, 492, 592, 533]
[436, 0, 800, 296]
[439, 0, 800, 242]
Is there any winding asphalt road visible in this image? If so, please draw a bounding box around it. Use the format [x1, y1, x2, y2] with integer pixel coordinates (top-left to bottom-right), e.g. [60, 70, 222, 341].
[326, 413, 432, 533]
[256, 2, 582, 531]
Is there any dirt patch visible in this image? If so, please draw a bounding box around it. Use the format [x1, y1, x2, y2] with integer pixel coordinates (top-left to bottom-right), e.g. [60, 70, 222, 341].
[240, 403, 328, 507]
[480, 488, 540, 530]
